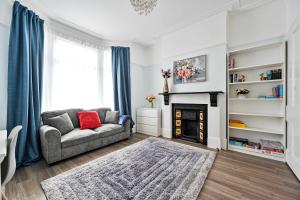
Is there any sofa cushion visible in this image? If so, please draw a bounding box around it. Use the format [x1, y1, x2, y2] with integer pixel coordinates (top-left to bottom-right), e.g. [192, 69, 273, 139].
[93, 124, 125, 138]
[45, 113, 74, 135]
[87, 108, 111, 122]
[77, 111, 101, 129]
[42, 108, 83, 128]
[61, 128, 98, 148]
[104, 111, 119, 124]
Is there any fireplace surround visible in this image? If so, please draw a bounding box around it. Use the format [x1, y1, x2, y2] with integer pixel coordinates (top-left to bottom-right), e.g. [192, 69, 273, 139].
[172, 103, 208, 145]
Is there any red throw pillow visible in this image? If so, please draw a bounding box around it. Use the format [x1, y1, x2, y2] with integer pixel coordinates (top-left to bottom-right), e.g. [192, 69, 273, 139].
[77, 111, 101, 130]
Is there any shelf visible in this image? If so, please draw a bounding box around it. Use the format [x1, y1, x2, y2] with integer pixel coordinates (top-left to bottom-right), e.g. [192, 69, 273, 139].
[229, 126, 284, 135]
[228, 62, 283, 72]
[228, 145, 284, 162]
[229, 98, 283, 101]
[229, 79, 283, 85]
[229, 112, 284, 118]
[228, 41, 283, 55]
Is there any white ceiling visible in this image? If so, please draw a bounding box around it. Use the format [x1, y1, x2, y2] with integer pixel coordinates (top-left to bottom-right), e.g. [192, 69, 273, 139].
[27, 0, 274, 46]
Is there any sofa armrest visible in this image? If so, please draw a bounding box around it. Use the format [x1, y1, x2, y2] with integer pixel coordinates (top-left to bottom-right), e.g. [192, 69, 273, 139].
[119, 115, 134, 135]
[40, 125, 62, 164]
[119, 115, 130, 126]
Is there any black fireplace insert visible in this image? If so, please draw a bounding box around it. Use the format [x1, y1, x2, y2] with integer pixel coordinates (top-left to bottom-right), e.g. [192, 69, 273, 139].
[172, 103, 207, 145]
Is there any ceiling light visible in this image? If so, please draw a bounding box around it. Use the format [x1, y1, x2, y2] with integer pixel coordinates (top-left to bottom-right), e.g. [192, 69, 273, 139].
[130, 0, 158, 16]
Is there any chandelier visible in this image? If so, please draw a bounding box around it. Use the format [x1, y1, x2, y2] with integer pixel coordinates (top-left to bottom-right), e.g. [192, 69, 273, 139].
[130, 0, 158, 16]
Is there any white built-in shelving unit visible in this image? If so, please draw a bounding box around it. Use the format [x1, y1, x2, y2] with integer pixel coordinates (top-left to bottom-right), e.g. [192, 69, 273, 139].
[227, 41, 286, 162]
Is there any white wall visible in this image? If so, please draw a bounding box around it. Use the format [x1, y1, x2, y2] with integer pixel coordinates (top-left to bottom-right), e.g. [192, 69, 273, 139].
[148, 12, 227, 149]
[285, 0, 300, 31]
[0, 24, 9, 130]
[228, 0, 286, 48]
[129, 44, 152, 132]
[0, 0, 11, 130]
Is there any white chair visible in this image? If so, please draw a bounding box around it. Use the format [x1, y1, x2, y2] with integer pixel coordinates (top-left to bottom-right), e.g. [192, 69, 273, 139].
[1, 126, 22, 200]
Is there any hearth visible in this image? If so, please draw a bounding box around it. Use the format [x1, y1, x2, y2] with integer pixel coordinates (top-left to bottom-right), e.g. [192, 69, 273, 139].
[172, 103, 207, 145]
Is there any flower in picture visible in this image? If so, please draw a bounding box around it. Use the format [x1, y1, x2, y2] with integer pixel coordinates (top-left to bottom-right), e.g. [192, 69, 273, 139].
[173, 55, 206, 84]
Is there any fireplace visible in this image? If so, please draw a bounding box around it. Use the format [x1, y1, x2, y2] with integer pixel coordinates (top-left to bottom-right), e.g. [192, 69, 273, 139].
[172, 103, 208, 145]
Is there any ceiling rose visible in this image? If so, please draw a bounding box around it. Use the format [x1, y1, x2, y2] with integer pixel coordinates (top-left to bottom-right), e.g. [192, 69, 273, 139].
[130, 0, 158, 16]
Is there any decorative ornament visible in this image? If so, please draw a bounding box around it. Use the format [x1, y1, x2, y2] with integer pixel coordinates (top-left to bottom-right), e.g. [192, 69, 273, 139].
[161, 69, 171, 93]
[236, 89, 250, 99]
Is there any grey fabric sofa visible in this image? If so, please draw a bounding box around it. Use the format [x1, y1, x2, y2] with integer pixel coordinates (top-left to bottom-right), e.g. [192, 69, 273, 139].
[40, 108, 131, 164]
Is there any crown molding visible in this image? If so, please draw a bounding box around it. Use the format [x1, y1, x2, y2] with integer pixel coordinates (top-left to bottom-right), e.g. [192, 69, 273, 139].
[229, 0, 276, 15]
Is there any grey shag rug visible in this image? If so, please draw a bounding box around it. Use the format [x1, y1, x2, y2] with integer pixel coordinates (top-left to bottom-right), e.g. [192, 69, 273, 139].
[41, 137, 216, 200]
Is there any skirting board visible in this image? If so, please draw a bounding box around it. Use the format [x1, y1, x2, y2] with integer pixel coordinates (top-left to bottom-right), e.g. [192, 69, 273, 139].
[222, 138, 228, 150]
[162, 128, 172, 139]
[132, 125, 137, 133]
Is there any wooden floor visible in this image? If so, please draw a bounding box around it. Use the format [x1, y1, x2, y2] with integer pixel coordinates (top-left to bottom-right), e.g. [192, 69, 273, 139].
[6, 133, 300, 200]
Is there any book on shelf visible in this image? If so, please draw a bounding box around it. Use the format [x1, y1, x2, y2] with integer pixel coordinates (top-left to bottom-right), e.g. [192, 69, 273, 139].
[258, 96, 276, 99]
[272, 84, 283, 98]
[229, 73, 240, 83]
[261, 69, 282, 80]
[278, 84, 283, 97]
[247, 142, 260, 149]
[228, 55, 235, 69]
[229, 137, 248, 144]
[229, 140, 243, 147]
[260, 139, 284, 153]
[230, 74, 233, 83]
[229, 120, 246, 128]
[257, 84, 283, 99]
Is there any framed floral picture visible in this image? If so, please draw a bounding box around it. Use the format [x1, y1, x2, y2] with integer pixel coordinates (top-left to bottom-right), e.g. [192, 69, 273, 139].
[173, 55, 206, 84]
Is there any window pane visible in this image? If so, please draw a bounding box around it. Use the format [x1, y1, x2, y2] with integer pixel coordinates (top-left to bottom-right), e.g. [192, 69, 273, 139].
[43, 35, 114, 112]
[51, 37, 101, 109]
[103, 49, 114, 109]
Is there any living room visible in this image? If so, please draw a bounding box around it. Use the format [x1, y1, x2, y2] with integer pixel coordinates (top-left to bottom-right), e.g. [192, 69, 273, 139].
[0, 0, 299, 199]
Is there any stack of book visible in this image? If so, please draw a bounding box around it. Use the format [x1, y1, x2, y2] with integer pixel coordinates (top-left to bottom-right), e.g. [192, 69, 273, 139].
[229, 120, 246, 128]
[229, 137, 260, 150]
[229, 137, 248, 147]
[261, 69, 282, 80]
[258, 84, 283, 99]
[272, 84, 283, 98]
[260, 139, 284, 156]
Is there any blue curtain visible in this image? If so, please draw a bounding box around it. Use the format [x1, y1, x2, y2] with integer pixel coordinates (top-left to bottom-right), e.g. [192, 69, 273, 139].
[7, 1, 44, 167]
[111, 47, 132, 115]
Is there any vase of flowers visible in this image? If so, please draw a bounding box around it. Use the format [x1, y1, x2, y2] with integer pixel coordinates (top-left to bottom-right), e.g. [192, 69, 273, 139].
[236, 89, 250, 99]
[145, 95, 156, 108]
[161, 69, 171, 93]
